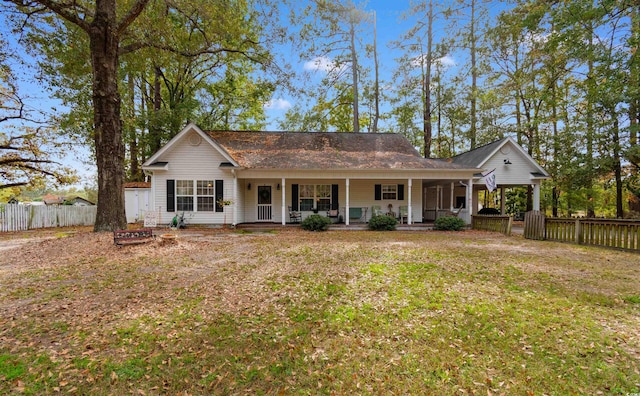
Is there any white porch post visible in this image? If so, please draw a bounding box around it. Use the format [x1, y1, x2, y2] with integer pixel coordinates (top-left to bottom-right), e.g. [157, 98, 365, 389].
[232, 170, 238, 226]
[345, 178, 350, 226]
[533, 182, 541, 211]
[450, 182, 455, 210]
[466, 178, 473, 224]
[500, 187, 506, 215]
[408, 178, 412, 225]
[281, 177, 286, 225]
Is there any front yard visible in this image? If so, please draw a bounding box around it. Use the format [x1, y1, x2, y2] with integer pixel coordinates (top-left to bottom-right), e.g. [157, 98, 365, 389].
[0, 227, 639, 394]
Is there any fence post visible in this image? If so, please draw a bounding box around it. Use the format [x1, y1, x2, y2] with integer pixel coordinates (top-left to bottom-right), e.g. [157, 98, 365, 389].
[575, 218, 582, 245]
[524, 210, 545, 240]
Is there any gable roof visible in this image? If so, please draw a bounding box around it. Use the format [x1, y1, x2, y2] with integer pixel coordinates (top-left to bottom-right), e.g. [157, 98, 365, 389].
[450, 136, 549, 177]
[207, 131, 471, 170]
[143, 123, 239, 169]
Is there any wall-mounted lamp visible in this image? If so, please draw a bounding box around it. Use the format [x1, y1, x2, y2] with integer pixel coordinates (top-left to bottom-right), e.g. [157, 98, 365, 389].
[276, 183, 281, 191]
[247, 183, 251, 190]
[503, 158, 512, 165]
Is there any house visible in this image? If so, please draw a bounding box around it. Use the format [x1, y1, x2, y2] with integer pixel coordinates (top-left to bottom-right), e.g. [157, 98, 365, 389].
[64, 196, 95, 206]
[42, 193, 65, 205]
[140, 123, 548, 226]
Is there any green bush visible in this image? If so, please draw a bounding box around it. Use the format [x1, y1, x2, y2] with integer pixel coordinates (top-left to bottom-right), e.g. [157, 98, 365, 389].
[368, 215, 398, 231]
[478, 207, 500, 215]
[434, 216, 466, 231]
[301, 214, 332, 231]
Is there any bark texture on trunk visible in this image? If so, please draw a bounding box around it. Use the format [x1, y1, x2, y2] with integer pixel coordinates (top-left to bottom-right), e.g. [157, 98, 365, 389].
[90, 0, 127, 231]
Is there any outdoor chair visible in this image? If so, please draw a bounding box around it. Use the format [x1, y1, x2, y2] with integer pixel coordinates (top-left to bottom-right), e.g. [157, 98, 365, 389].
[399, 206, 408, 224]
[288, 206, 301, 223]
[371, 205, 383, 217]
[327, 209, 341, 223]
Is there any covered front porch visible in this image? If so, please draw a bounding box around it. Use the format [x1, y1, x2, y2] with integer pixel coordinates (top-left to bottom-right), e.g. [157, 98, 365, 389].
[231, 173, 476, 226]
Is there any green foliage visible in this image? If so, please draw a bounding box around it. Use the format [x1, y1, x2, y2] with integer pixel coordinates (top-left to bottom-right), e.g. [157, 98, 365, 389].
[434, 216, 466, 231]
[367, 215, 397, 231]
[301, 214, 332, 231]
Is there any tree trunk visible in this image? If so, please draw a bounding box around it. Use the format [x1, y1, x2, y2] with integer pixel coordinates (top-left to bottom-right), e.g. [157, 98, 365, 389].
[469, 0, 477, 149]
[423, 0, 434, 158]
[372, 10, 379, 133]
[89, 0, 126, 231]
[349, 15, 359, 133]
[127, 73, 141, 181]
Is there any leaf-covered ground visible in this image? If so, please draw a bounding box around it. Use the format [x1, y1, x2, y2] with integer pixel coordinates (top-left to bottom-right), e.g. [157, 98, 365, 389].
[0, 227, 639, 395]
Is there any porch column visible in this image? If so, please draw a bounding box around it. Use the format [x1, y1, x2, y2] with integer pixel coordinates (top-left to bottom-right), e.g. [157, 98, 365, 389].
[345, 178, 350, 226]
[500, 187, 506, 215]
[465, 178, 473, 224]
[281, 177, 286, 225]
[408, 178, 412, 225]
[533, 182, 541, 211]
[232, 170, 238, 226]
[450, 182, 455, 210]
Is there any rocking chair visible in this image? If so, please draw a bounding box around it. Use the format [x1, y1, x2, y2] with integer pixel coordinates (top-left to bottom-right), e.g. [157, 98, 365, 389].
[288, 206, 301, 223]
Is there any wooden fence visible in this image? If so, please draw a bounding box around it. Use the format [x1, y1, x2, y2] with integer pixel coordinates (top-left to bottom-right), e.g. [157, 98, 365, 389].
[471, 215, 513, 235]
[523, 211, 640, 252]
[0, 204, 96, 232]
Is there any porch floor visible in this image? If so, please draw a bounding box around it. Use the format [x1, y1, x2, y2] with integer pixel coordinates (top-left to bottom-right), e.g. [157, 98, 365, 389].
[235, 222, 435, 232]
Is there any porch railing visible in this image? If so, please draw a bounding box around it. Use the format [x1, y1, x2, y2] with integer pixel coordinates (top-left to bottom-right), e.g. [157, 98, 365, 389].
[471, 215, 513, 235]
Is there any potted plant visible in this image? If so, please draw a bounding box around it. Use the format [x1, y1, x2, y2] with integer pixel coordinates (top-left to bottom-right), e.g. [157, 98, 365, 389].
[217, 198, 233, 227]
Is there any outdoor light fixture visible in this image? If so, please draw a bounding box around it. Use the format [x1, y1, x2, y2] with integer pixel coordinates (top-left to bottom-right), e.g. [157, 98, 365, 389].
[503, 159, 512, 165]
[247, 183, 251, 190]
[277, 183, 281, 190]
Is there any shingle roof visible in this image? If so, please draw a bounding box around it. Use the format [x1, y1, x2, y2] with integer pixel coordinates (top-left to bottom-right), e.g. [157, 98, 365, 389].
[124, 182, 151, 188]
[207, 131, 471, 170]
[449, 138, 507, 167]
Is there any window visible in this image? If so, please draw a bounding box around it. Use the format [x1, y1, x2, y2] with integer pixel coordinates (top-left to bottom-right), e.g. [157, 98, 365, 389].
[197, 180, 215, 211]
[174, 180, 217, 212]
[316, 184, 331, 211]
[382, 184, 397, 200]
[299, 184, 331, 211]
[299, 184, 315, 211]
[176, 180, 194, 211]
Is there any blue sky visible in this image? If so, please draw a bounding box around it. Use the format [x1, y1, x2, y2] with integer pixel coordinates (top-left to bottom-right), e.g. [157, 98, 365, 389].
[1, 1, 509, 188]
[262, 0, 508, 129]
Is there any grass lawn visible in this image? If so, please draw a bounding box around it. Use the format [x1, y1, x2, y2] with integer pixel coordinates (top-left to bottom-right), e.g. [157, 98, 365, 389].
[0, 227, 639, 395]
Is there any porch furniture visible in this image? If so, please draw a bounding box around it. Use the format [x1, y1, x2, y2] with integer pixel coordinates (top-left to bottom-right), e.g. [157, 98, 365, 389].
[399, 206, 408, 224]
[327, 209, 342, 223]
[348, 207, 367, 222]
[386, 203, 395, 218]
[288, 206, 301, 223]
[371, 205, 383, 217]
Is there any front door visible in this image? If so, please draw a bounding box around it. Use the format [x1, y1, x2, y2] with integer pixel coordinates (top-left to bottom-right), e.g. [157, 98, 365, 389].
[257, 185, 272, 221]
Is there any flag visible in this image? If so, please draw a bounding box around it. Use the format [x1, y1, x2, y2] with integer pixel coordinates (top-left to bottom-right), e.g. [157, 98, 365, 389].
[483, 169, 497, 192]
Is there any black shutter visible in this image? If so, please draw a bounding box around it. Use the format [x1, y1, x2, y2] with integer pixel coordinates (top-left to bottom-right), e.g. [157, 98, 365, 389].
[215, 180, 224, 212]
[331, 184, 339, 210]
[374, 184, 382, 200]
[166, 179, 175, 212]
[398, 184, 405, 201]
[291, 184, 299, 211]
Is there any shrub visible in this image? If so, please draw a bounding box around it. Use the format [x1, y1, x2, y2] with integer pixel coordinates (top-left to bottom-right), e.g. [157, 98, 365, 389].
[478, 207, 500, 215]
[434, 216, 466, 231]
[368, 215, 398, 231]
[301, 214, 332, 231]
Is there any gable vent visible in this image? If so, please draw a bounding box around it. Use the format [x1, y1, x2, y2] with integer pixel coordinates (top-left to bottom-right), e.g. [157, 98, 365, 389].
[189, 134, 202, 146]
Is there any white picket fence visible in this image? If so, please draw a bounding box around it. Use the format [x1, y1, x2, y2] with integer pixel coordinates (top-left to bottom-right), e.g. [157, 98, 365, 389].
[0, 204, 97, 232]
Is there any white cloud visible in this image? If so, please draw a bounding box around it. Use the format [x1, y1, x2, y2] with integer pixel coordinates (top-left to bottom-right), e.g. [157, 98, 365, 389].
[303, 56, 336, 73]
[410, 54, 457, 69]
[435, 55, 456, 68]
[264, 98, 292, 111]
